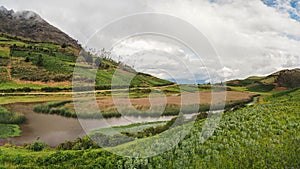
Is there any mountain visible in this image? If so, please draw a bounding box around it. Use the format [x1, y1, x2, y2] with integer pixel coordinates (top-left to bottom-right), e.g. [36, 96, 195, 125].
[227, 68, 300, 92]
[0, 6, 80, 49]
[0, 7, 173, 91]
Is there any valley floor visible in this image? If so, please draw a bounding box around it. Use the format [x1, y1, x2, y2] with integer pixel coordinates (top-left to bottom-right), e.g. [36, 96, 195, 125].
[0, 88, 299, 168]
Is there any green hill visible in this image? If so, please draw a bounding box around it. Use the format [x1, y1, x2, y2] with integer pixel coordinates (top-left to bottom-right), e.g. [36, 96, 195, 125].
[227, 69, 300, 92]
[0, 7, 173, 92]
[0, 33, 173, 92]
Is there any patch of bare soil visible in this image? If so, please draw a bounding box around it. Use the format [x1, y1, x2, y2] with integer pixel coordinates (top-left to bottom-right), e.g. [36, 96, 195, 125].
[274, 86, 287, 91]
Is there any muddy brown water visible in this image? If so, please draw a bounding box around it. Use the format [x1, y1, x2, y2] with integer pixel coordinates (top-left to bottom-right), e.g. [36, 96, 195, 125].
[3, 103, 177, 147]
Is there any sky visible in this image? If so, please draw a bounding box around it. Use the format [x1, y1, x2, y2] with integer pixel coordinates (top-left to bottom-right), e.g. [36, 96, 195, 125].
[1, 0, 300, 83]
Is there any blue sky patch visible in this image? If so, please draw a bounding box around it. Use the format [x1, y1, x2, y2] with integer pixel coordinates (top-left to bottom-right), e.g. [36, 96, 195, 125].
[261, 0, 300, 22]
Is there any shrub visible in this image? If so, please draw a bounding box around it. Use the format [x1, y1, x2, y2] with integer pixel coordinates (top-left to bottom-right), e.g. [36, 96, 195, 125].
[25, 56, 30, 62]
[61, 43, 67, 48]
[37, 54, 43, 66]
[90, 133, 134, 147]
[24, 139, 48, 151]
[0, 107, 25, 124]
[57, 137, 99, 150]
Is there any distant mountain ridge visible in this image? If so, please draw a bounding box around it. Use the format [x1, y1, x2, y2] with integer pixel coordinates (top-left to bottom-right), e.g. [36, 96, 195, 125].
[227, 68, 300, 92]
[0, 6, 80, 49]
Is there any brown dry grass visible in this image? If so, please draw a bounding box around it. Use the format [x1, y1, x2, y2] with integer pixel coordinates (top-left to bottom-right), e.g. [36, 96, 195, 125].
[95, 91, 254, 108]
[12, 78, 71, 87]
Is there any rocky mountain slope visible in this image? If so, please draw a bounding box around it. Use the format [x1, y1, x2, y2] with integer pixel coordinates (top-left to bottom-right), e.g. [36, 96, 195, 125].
[0, 6, 80, 49]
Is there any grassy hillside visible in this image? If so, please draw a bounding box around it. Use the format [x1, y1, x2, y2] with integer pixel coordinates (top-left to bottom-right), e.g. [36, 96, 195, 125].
[227, 69, 300, 93]
[1, 88, 299, 168]
[0, 33, 173, 92]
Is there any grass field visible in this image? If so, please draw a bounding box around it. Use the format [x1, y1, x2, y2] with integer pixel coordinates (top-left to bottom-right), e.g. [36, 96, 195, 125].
[89, 121, 167, 136]
[0, 95, 72, 105]
[0, 88, 299, 168]
[0, 46, 10, 57]
[228, 85, 279, 96]
[0, 106, 25, 138]
[0, 81, 45, 90]
[0, 124, 21, 139]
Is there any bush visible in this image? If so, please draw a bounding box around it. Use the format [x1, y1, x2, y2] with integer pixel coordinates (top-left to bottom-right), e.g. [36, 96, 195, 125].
[90, 133, 134, 147]
[36, 54, 43, 66]
[25, 56, 30, 62]
[24, 139, 48, 151]
[61, 43, 67, 48]
[22, 87, 31, 92]
[0, 107, 25, 124]
[57, 137, 99, 150]
[41, 87, 61, 92]
[33, 101, 75, 118]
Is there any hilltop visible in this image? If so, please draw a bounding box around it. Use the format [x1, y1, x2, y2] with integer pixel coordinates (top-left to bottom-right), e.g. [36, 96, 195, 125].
[227, 68, 300, 92]
[0, 6, 80, 49]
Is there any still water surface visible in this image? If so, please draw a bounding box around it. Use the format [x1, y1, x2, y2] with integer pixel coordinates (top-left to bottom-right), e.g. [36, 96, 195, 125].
[4, 103, 184, 146]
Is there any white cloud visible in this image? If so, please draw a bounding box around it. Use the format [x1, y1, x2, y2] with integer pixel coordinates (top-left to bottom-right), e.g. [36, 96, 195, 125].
[1, 0, 300, 82]
[148, 0, 300, 79]
[111, 35, 209, 83]
[1, 0, 148, 43]
[217, 67, 240, 80]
